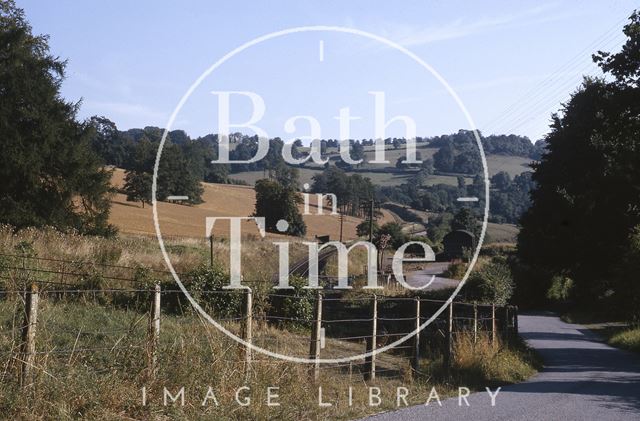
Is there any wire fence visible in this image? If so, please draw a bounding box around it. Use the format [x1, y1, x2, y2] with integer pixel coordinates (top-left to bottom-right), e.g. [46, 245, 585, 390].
[0, 254, 518, 386]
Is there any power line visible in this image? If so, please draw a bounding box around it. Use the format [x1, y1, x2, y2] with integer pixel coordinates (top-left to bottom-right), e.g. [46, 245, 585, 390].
[482, 14, 628, 135]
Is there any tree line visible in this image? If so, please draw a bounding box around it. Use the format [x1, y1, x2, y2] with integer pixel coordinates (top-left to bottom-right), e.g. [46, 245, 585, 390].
[309, 166, 376, 217]
[517, 11, 640, 322]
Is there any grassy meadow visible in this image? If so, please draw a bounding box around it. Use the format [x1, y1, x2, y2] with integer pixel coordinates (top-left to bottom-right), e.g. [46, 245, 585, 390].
[0, 227, 537, 420]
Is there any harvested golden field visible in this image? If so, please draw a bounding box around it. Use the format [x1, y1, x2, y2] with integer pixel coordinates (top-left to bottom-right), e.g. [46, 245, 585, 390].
[109, 169, 395, 240]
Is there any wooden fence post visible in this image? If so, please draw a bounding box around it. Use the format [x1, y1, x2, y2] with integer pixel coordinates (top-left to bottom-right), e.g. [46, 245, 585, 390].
[209, 235, 214, 267]
[20, 283, 39, 388]
[490, 304, 496, 345]
[412, 297, 421, 372]
[243, 288, 253, 368]
[309, 291, 323, 381]
[364, 294, 378, 380]
[503, 306, 510, 341]
[148, 283, 161, 379]
[444, 301, 453, 373]
[473, 303, 478, 345]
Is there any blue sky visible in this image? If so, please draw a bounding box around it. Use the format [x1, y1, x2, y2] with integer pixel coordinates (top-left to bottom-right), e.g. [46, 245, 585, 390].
[18, 0, 636, 142]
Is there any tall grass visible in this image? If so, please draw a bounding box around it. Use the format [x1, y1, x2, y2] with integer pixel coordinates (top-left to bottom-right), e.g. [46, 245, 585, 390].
[0, 227, 540, 419]
[609, 328, 640, 353]
[450, 333, 540, 388]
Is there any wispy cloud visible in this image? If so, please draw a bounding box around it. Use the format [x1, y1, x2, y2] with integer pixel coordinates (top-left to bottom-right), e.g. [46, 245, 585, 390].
[369, 3, 563, 47]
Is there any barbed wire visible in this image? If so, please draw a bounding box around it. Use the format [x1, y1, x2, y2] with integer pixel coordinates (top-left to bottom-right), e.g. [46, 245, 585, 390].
[0, 252, 180, 276]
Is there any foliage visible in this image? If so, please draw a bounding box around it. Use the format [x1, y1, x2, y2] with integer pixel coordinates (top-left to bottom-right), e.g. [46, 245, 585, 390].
[609, 328, 640, 353]
[593, 10, 640, 87]
[356, 220, 378, 238]
[374, 222, 406, 249]
[0, 2, 115, 235]
[614, 225, 640, 322]
[123, 171, 151, 207]
[490, 172, 535, 224]
[546, 274, 574, 303]
[185, 264, 243, 318]
[270, 276, 316, 328]
[442, 261, 467, 280]
[311, 165, 375, 216]
[432, 130, 483, 174]
[254, 179, 306, 236]
[465, 259, 514, 305]
[118, 134, 204, 205]
[426, 212, 453, 245]
[483, 134, 543, 159]
[518, 11, 640, 316]
[452, 208, 478, 234]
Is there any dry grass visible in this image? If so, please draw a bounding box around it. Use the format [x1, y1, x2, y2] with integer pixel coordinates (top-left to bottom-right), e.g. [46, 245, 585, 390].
[485, 223, 519, 244]
[451, 333, 539, 387]
[110, 169, 394, 241]
[0, 298, 443, 420]
[0, 297, 539, 420]
[0, 228, 539, 420]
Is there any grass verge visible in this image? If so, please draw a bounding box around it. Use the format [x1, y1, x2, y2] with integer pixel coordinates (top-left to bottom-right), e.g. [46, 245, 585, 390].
[562, 312, 640, 354]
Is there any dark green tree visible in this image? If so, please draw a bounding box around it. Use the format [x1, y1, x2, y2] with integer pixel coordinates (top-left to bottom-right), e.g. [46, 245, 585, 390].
[254, 179, 306, 236]
[518, 11, 640, 312]
[0, 2, 115, 235]
[123, 171, 152, 208]
[374, 222, 406, 249]
[452, 207, 477, 234]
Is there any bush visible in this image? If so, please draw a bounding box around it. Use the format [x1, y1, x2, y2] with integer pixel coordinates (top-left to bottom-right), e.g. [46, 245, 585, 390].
[465, 259, 514, 305]
[374, 222, 407, 249]
[269, 276, 316, 328]
[546, 274, 574, 302]
[442, 261, 467, 279]
[185, 265, 243, 318]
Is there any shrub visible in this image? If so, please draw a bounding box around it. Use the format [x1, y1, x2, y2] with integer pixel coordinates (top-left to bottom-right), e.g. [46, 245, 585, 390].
[546, 274, 574, 302]
[185, 265, 243, 318]
[465, 259, 514, 305]
[443, 261, 467, 279]
[269, 276, 316, 328]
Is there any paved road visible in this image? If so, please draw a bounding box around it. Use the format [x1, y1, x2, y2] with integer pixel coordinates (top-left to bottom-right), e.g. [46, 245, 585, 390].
[404, 262, 459, 290]
[362, 312, 640, 421]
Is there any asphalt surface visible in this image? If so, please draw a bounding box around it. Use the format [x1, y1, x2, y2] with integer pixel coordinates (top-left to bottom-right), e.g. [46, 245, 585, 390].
[404, 261, 459, 290]
[362, 312, 640, 421]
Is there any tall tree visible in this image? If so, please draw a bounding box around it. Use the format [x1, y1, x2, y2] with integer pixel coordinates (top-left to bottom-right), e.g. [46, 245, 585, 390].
[518, 11, 640, 312]
[452, 207, 477, 234]
[254, 179, 306, 236]
[123, 171, 151, 208]
[0, 2, 114, 235]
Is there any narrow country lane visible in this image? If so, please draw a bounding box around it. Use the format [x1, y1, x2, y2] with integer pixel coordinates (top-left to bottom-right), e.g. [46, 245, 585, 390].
[362, 312, 640, 421]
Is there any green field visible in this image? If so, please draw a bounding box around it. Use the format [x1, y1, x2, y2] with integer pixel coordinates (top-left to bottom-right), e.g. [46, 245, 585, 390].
[229, 148, 531, 188]
[230, 167, 323, 186]
[486, 155, 532, 177]
[359, 146, 439, 169]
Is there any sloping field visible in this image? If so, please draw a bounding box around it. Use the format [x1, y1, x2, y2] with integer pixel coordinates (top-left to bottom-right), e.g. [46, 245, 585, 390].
[109, 169, 395, 240]
[485, 222, 519, 244]
[487, 155, 532, 177]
